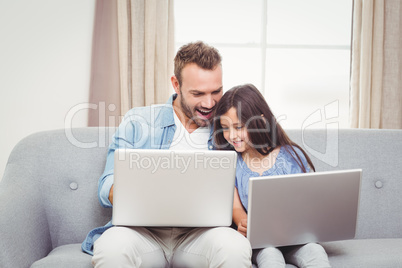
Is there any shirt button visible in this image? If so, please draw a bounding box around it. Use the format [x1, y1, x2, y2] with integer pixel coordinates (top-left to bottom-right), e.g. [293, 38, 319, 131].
[209, 145, 213, 149]
[375, 181, 383, 189]
[70, 182, 78, 190]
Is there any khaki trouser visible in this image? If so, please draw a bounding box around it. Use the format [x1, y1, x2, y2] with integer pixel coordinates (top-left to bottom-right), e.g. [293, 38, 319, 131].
[92, 226, 252, 268]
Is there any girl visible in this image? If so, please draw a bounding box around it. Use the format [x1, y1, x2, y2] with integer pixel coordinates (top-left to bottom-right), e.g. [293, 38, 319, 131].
[214, 84, 331, 268]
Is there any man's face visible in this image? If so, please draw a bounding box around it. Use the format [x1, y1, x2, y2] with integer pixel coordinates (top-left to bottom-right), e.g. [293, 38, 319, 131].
[172, 63, 223, 128]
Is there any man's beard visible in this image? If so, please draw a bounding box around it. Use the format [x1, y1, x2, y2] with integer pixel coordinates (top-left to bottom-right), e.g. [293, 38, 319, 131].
[180, 93, 213, 128]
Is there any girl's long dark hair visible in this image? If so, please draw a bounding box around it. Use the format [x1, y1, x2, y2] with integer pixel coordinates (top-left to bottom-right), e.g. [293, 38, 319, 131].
[213, 84, 315, 173]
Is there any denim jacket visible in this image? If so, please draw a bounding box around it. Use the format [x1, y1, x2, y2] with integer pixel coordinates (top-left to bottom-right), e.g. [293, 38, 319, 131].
[81, 94, 215, 255]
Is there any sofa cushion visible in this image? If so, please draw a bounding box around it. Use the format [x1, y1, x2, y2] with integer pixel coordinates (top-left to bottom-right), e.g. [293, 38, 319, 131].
[252, 264, 296, 268]
[31, 244, 92, 268]
[323, 238, 402, 267]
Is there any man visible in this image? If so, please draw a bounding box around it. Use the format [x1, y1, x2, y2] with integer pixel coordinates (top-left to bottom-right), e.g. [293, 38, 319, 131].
[82, 41, 252, 267]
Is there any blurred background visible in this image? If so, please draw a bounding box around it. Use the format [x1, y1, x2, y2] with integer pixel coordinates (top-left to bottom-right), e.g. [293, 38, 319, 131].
[0, 0, 355, 178]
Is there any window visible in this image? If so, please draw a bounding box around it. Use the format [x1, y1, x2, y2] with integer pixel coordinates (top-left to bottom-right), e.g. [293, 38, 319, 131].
[174, 0, 353, 129]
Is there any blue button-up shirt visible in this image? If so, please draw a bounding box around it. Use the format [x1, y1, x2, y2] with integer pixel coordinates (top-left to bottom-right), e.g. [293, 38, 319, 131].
[82, 94, 215, 255]
[235, 145, 310, 212]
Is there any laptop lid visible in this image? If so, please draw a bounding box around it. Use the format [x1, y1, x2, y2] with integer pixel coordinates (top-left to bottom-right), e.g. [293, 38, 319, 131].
[112, 149, 237, 227]
[247, 169, 362, 249]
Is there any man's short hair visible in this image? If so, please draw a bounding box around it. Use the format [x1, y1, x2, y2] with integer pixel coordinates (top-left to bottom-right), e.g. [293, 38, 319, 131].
[174, 41, 222, 87]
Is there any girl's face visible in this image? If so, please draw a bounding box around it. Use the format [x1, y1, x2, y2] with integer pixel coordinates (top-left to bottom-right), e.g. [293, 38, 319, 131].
[219, 107, 251, 154]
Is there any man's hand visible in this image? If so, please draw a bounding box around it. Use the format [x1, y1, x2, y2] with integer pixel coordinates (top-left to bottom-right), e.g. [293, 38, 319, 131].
[237, 218, 248, 237]
[109, 185, 114, 205]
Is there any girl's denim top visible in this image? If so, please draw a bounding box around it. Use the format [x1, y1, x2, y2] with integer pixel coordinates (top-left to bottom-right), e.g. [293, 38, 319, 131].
[235, 145, 310, 212]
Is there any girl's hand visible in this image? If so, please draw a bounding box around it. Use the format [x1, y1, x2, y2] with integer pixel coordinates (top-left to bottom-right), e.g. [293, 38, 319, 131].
[233, 188, 248, 237]
[237, 218, 248, 237]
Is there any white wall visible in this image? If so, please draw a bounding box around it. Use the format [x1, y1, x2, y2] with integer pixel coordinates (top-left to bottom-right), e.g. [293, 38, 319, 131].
[0, 0, 96, 179]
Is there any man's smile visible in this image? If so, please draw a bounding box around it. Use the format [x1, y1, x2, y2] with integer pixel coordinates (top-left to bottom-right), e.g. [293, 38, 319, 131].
[196, 108, 214, 119]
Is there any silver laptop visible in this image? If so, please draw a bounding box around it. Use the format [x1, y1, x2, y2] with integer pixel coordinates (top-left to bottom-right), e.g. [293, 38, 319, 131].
[247, 169, 362, 249]
[112, 149, 237, 227]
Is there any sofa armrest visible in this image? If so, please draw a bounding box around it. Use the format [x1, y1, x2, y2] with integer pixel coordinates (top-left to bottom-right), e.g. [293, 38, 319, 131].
[0, 180, 52, 268]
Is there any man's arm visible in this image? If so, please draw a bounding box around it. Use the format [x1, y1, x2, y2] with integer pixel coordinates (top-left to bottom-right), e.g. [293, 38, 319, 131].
[98, 115, 139, 208]
[97, 149, 116, 208]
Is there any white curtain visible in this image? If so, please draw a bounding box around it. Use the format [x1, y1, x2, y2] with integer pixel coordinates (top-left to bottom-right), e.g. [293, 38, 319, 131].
[117, 0, 175, 115]
[350, 0, 402, 129]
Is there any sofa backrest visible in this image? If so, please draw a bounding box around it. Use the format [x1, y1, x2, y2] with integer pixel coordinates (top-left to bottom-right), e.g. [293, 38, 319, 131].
[1, 128, 113, 249]
[287, 128, 402, 239]
[2, 127, 402, 249]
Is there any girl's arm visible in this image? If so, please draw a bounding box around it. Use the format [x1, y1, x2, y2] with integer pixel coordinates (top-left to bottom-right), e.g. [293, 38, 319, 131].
[233, 187, 248, 237]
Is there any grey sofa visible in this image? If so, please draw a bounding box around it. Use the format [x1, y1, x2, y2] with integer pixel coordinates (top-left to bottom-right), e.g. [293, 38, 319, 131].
[1, 127, 401, 268]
